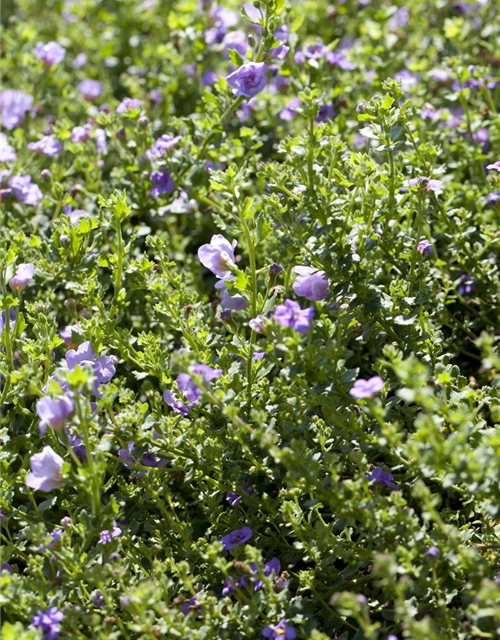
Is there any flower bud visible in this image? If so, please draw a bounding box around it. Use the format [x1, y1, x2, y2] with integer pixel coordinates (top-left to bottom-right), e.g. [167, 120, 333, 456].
[40, 169, 52, 180]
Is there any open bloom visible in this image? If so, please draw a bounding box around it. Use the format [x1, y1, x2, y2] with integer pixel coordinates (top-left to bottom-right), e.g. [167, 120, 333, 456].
[98, 524, 122, 545]
[408, 176, 442, 192]
[0, 90, 33, 129]
[34, 41, 66, 68]
[486, 160, 500, 172]
[8, 175, 42, 205]
[417, 239, 432, 255]
[220, 526, 253, 550]
[274, 299, 315, 334]
[227, 63, 267, 98]
[349, 376, 384, 399]
[36, 395, 74, 436]
[0, 133, 16, 162]
[9, 263, 34, 293]
[150, 170, 174, 197]
[26, 446, 65, 492]
[262, 619, 296, 639]
[77, 79, 103, 101]
[147, 134, 182, 159]
[292, 266, 329, 300]
[164, 364, 222, 415]
[32, 606, 64, 640]
[366, 467, 398, 490]
[65, 341, 116, 395]
[249, 315, 269, 333]
[28, 135, 62, 157]
[71, 123, 91, 143]
[198, 234, 237, 278]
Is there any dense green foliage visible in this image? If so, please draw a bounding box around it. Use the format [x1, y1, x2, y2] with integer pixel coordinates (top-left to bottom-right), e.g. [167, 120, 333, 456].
[1, 0, 500, 639]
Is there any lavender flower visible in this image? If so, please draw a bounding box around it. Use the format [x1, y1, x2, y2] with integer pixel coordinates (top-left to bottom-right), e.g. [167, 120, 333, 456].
[274, 299, 315, 334]
[292, 266, 330, 301]
[426, 545, 440, 559]
[408, 176, 442, 192]
[274, 25, 290, 42]
[226, 63, 267, 98]
[8, 175, 43, 205]
[60, 324, 83, 347]
[28, 135, 62, 157]
[457, 274, 476, 296]
[366, 467, 398, 490]
[98, 524, 122, 544]
[147, 134, 182, 159]
[26, 446, 65, 492]
[182, 592, 203, 617]
[417, 239, 432, 255]
[198, 234, 237, 278]
[95, 128, 108, 156]
[249, 315, 269, 333]
[325, 51, 354, 70]
[0, 90, 33, 129]
[486, 160, 500, 172]
[9, 263, 34, 293]
[349, 376, 384, 399]
[222, 30, 249, 58]
[77, 79, 103, 101]
[226, 483, 253, 507]
[32, 607, 64, 640]
[0, 133, 17, 162]
[73, 52, 87, 68]
[65, 341, 116, 395]
[487, 192, 500, 205]
[164, 364, 222, 415]
[34, 42, 66, 68]
[279, 97, 301, 121]
[220, 526, 253, 550]
[269, 42, 290, 61]
[150, 170, 175, 197]
[36, 395, 74, 436]
[116, 98, 143, 114]
[262, 619, 296, 639]
[215, 278, 249, 310]
[45, 528, 64, 548]
[71, 123, 91, 143]
[304, 43, 326, 60]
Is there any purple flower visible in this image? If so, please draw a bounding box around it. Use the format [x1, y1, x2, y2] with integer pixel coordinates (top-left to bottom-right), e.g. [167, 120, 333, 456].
[486, 160, 500, 172]
[182, 592, 203, 617]
[305, 43, 326, 59]
[28, 135, 62, 157]
[95, 128, 108, 156]
[66, 340, 95, 369]
[65, 341, 116, 395]
[98, 524, 122, 545]
[274, 25, 290, 43]
[0, 133, 17, 162]
[388, 7, 409, 29]
[73, 52, 87, 69]
[366, 467, 398, 490]
[274, 299, 315, 334]
[269, 42, 290, 60]
[198, 234, 237, 278]
[222, 30, 249, 58]
[249, 315, 269, 333]
[64, 207, 91, 227]
[34, 42, 66, 68]
[0, 90, 33, 129]
[32, 607, 64, 640]
[316, 104, 335, 122]
[71, 123, 91, 143]
[262, 619, 296, 640]
[226, 63, 267, 98]
[457, 274, 476, 296]
[349, 376, 384, 399]
[116, 98, 143, 114]
[9, 263, 34, 293]
[253, 557, 281, 591]
[201, 69, 219, 86]
[487, 192, 500, 205]
[226, 483, 253, 507]
[215, 278, 249, 310]
[150, 170, 174, 197]
[279, 97, 301, 121]
[417, 239, 432, 256]
[36, 395, 74, 436]
[325, 51, 354, 70]
[26, 446, 65, 492]
[408, 176, 442, 192]
[293, 50, 306, 65]
[147, 134, 182, 159]
[164, 364, 222, 415]
[220, 526, 253, 550]
[45, 528, 64, 549]
[426, 545, 440, 559]
[8, 175, 43, 205]
[77, 79, 103, 101]
[292, 266, 329, 300]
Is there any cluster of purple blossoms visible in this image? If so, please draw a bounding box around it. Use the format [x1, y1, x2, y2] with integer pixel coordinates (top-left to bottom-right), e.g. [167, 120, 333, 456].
[34, 41, 66, 68]
[9, 263, 34, 294]
[32, 607, 64, 640]
[366, 467, 399, 490]
[26, 446, 65, 492]
[98, 524, 122, 545]
[292, 266, 330, 301]
[220, 525, 253, 550]
[274, 299, 315, 334]
[28, 135, 62, 157]
[0, 89, 33, 129]
[227, 63, 267, 98]
[150, 170, 175, 197]
[6, 175, 43, 205]
[164, 364, 222, 415]
[77, 78, 103, 101]
[349, 376, 385, 399]
[262, 619, 296, 639]
[116, 97, 143, 114]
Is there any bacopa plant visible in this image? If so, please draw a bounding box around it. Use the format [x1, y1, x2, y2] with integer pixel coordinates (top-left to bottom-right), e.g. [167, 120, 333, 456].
[1, 0, 500, 638]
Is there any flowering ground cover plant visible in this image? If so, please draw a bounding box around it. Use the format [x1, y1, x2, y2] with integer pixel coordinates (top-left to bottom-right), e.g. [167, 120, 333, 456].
[1, 0, 500, 638]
